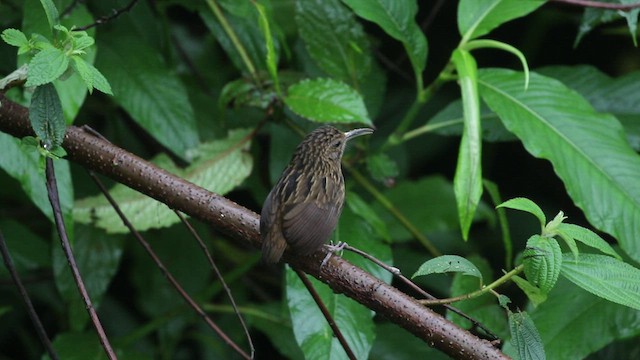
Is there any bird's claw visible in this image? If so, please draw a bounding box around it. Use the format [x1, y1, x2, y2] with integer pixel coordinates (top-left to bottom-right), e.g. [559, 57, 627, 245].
[320, 241, 347, 267]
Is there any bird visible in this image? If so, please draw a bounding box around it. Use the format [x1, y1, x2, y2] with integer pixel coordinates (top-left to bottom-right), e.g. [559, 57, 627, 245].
[260, 125, 374, 264]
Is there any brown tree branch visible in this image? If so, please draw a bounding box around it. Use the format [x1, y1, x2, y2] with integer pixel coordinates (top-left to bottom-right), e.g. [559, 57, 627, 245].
[0, 94, 508, 360]
[550, 0, 640, 10]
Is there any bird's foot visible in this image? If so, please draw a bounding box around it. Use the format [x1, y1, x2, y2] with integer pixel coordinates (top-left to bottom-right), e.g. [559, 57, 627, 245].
[320, 241, 347, 267]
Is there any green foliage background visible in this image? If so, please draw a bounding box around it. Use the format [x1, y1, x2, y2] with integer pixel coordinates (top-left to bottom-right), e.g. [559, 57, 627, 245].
[1, 0, 639, 359]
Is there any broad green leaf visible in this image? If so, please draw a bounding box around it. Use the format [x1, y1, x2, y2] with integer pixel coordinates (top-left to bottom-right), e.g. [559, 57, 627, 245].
[96, 34, 198, 160]
[340, 0, 427, 90]
[74, 130, 253, 233]
[447, 256, 508, 338]
[0, 133, 73, 223]
[412, 255, 482, 279]
[510, 277, 640, 359]
[575, 6, 639, 47]
[29, 83, 65, 149]
[508, 310, 546, 360]
[286, 207, 390, 360]
[48, 332, 110, 360]
[1, 28, 28, 47]
[478, 69, 640, 262]
[372, 323, 450, 360]
[561, 253, 640, 310]
[53, 225, 124, 330]
[285, 78, 371, 125]
[452, 49, 482, 240]
[458, 0, 545, 43]
[296, 0, 372, 86]
[497, 197, 546, 232]
[537, 65, 640, 150]
[556, 223, 621, 260]
[511, 275, 547, 307]
[25, 47, 68, 87]
[38, 0, 59, 30]
[523, 235, 562, 294]
[0, 219, 50, 274]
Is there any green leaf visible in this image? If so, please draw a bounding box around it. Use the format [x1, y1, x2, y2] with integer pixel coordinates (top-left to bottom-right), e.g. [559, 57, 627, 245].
[514, 277, 640, 359]
[48, 332, 110, 360]
[71, 56, 113, 95]
[523, 235, 562, 294]
[560, 253, 640, 310]
[497, 197, 546, 232]
[452, 49, 482, 241]
[366, 152, 398, 183]
[96, 34, 198, 159]
[412, 255, 482, 280]
[285, 78, 371, 125]
[346, 192, 391, 241]
[74, 129, 253, 233]
[508, 310, 546, 360]
[556, 223, 621, 260]
[38, 0, 59, 30]
[478, 68, 640, 263]
[25, 47, 69, 87]
[53, 225, 124, 330]
[458, 0, 545, 43]
[575, 7, 639, 47]
[340, 0, 427, 91]
[0, 220, 51, 274]
[1, 28, 28, 47]
[511, 275, 547, 307]
[29, 83, 65, 149]
[254, 1, 280, 94]
[296, 0, 372, 85]
[0, 133, 73, 222]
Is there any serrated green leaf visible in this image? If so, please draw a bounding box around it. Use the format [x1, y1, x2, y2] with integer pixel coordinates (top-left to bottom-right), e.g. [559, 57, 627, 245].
[74, 130, 253, 233]
[71, 56, 112, 95]
[29, 83, 65, 149]
[557, 223, 621, 260]
[556, 231, 579, 261]
[96, 34, 197, 159]
[561, 253, 640, 310]
[1, 28, 28, 47]
[285, 78, 371, 125]
[523, 235, 562, 294]
[340, 0, 427, 90]
[25, 47, 69, 87]
[497, 197, 546, 232]
[254, 1, 280, 94]
[38, 0, 59, 30]
[508, 311, 546, 360]
[512, 275, 547, 307]
[412, 255, 482, 280]
[452, 48, 482, 241]
[458, 0, 545, 43]
[296, 0, 372, 84]
[479, 69, 640, 263]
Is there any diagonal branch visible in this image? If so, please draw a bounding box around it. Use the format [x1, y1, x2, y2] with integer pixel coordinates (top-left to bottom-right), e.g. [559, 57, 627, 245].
[0, 94, 508, 360]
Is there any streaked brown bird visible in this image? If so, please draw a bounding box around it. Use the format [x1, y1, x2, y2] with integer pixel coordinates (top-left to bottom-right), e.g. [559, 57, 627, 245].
[260, 125, 374, 264]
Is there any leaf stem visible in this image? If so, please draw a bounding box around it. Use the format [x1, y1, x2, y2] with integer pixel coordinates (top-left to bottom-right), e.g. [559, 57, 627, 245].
[206, 0, 259, 84]
[419, 265, 524, 305]
[346, 165, 441, 257]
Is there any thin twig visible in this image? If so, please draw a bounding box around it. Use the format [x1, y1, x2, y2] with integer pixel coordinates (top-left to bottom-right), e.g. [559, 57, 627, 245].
[73, 0, 139, 31]
[341, 244, 499, 341]
[87, 171, 251, 360]
[0, 230, 59, 360]
[45, 158, 117, 360]
[293, 269, 357, 360]
[550, 0, 640, 10]
[175, 211, 255, 359]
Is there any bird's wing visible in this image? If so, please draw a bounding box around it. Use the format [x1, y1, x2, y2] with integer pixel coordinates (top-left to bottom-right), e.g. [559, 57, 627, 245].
[281, 200, 342, 255]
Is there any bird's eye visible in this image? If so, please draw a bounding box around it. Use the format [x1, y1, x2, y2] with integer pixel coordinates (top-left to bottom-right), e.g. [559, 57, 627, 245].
[333, 141, 342, 148]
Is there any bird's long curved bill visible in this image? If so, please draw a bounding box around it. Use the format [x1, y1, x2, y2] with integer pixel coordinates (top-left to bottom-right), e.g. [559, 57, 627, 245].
[344, 127, 374, 141]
